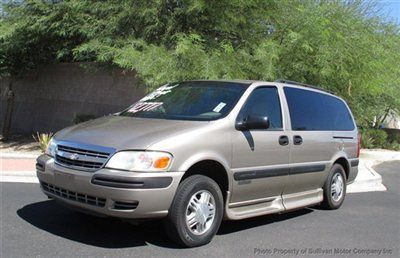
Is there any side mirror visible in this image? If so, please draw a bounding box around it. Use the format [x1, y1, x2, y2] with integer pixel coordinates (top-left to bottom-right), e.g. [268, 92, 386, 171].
[236, 115, 270, 131]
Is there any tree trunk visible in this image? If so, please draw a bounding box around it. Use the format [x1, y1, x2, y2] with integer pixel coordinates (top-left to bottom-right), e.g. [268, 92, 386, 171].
[1, 79, 14, 142]
[378, 107, 391, 128]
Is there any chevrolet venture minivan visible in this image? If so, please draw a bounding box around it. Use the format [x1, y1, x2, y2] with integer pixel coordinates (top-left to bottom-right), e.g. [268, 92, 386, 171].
[36, 80, 359, 247]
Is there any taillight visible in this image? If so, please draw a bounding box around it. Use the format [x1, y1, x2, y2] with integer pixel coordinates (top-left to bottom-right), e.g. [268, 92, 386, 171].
[357, 132, 361, 158]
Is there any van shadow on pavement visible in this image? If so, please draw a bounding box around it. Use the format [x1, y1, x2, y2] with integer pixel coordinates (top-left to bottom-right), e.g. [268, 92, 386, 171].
[17, 200, 313, 249]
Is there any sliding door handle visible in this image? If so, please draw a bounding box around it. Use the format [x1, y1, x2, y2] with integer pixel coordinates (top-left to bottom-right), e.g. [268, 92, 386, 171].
[293, 135, 303, 145]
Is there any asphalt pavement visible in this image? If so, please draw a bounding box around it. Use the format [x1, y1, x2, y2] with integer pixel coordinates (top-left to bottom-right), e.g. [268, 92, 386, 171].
[1, 161, 399, 257]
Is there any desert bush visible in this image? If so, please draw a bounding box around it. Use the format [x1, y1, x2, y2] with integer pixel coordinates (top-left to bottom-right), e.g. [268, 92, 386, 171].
[32, 132, 54, 153]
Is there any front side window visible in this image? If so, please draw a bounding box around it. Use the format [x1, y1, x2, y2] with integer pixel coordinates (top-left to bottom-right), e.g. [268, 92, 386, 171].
[237, 87, 283, 130]
[120, 81, 248, 121]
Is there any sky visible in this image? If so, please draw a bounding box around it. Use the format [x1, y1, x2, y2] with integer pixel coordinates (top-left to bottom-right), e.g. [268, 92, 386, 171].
[379, 0, 400, 24]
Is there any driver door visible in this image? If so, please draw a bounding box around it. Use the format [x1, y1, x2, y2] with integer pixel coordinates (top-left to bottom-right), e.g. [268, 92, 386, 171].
[231, 86, 290, 204]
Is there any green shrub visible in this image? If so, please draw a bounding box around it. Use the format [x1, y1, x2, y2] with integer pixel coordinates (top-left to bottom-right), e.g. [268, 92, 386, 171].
[360, 128, 388, 149]
[383, 129, 400, 144]
[385, 142, 400, 151]
[32, 132, 54, 153]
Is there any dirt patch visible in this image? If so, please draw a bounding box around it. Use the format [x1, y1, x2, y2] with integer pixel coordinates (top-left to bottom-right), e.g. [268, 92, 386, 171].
[0, 134, 42, 155]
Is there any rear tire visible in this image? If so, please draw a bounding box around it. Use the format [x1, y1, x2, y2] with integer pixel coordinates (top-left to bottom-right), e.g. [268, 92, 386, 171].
[321, 164, 346, 209]
[163, 175, 223, 247]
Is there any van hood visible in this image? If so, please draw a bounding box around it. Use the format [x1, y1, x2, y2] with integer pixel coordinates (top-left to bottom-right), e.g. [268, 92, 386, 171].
[54, 115, 210, 151]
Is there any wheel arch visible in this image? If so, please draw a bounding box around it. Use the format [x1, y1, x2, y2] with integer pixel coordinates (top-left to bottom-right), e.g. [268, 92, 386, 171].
[333, 157, 350, 180]
[180, 159, 230, 203]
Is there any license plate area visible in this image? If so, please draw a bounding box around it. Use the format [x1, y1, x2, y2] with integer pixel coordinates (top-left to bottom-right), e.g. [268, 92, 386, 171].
[54, 170, 75, 189]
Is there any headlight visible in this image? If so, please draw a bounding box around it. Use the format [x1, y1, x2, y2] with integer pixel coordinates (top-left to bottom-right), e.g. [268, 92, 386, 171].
[105, 151, 173, 172]
[45, 139, 57, 157]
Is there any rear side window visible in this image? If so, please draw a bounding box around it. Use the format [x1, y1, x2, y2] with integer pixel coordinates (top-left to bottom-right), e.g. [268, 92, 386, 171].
[238, 87, 282, 130]
[284, 87, 354, 131]
[323, 94, 355, 131]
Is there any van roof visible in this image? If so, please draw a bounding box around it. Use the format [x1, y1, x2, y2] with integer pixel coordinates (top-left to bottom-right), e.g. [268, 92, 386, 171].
[274, 79, 333, 94]
[186, 79, 256, 85]
[185, 79, 333, 94]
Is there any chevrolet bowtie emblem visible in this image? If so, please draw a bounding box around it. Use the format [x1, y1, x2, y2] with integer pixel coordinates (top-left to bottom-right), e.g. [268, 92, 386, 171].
[69, 153, 80, 160]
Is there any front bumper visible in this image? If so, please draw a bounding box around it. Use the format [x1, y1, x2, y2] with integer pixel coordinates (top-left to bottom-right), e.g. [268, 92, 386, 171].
[36, 154, 184, 219]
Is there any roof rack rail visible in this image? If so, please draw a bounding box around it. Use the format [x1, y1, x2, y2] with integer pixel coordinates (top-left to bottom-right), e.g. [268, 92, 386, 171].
[275, 79, 333, 94]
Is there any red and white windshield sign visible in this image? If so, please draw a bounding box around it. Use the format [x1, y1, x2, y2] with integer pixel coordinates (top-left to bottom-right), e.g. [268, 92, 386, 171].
[127, 102, 163, 113]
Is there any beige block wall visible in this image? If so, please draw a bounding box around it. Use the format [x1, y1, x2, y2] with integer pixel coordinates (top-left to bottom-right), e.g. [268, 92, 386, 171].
[0, 63, 146, 134]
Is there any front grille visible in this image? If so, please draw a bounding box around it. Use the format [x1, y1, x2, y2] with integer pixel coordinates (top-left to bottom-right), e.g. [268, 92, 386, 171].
[41, 182, 106, 207]
[55, 143, 112, 171]
[57, 145, 109, 159]
[56, 155, 104, 170]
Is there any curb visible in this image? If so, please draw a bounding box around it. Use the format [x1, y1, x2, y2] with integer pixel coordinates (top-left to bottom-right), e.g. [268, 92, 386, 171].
[347, 150, 400, 193]
[0, 153, 40, 159]
[347, 159, 386, 193]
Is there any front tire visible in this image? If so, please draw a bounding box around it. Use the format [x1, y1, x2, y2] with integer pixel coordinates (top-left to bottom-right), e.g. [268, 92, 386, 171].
[321, 164, 346, 209]
[164, 175, 223, 247]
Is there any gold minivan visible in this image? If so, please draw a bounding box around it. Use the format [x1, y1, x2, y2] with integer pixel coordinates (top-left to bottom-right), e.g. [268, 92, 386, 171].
[37, 80, 359, 247]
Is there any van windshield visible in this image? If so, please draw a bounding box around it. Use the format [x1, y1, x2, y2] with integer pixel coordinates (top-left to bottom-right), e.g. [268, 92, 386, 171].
[119, 81, 248, 121]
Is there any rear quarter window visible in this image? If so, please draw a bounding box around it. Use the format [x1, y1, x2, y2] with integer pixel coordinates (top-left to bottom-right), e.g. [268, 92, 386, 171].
[323, 94, 355, 131]
[284, 87, 355, 131]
